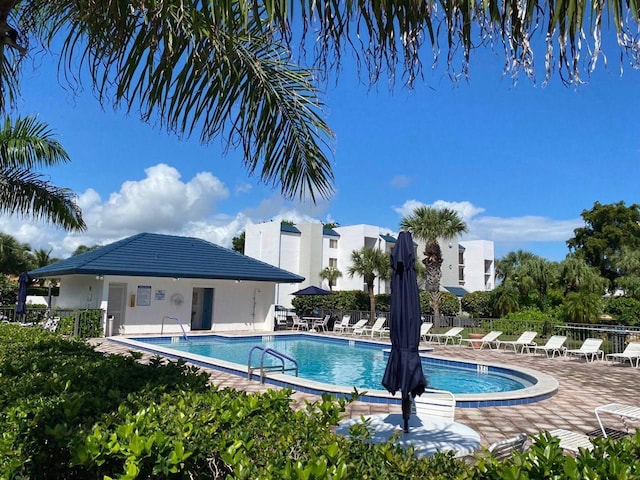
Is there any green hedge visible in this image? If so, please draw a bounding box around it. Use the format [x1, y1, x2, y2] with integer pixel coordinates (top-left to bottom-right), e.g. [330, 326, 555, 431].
[1, 324, 640, 479]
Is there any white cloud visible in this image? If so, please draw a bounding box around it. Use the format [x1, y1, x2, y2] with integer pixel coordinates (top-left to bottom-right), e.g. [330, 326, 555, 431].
[393, 199, 581, 245]
[390, 175, 412, 188]
[234, 182, 253, 195]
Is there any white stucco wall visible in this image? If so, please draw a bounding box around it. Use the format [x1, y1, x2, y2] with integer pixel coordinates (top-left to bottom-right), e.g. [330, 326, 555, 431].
[57, 274, 278, 335]
[459, 240, 495, 292]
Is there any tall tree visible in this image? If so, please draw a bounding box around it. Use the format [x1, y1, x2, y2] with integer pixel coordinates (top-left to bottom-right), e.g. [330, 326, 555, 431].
[71, 245, 100, 256]
[495, 250, 539, 284]
[31, 247, 59, 286]
[231, 231, 245, 254]
[0, 232, 31, 274]
[400, 207, 467, 331]
[0, 116, 85, 230]
[567, 201, 640, 291]
[347, 247, 389, 322]
[559, 255, 607, 296]
[319, 266, 342, 291]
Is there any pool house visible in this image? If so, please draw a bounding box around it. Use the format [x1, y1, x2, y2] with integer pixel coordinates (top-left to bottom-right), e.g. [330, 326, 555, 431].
[28, 233, 304, 336]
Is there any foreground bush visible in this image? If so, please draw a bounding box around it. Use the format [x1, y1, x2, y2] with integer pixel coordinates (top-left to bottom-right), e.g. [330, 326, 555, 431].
[1, 323, 640, 479]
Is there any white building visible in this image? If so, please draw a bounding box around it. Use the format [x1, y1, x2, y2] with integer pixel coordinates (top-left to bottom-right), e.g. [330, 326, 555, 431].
[245, 222, 496, 307]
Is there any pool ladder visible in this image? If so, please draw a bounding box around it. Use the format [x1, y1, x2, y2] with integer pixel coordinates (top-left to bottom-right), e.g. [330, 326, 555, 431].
[161, 316, 189, 342]
[247, 346, 299, 384]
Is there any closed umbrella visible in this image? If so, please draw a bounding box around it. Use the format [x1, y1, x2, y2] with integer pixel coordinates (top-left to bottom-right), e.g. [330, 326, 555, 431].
[15, 272, 30, 319]
[382, 231, 427, 433]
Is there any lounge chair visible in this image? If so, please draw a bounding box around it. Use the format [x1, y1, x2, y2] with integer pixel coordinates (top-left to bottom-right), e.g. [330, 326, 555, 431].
[496, 331, 538, 353]
[460, 331, 503, 350]
[532, 335, 567, 358]
[42, 317, 60, 332]
[487, 433, 528, 460]
[291, 315, 308, 331]
[333, 314, 352, 333]
[548, 429, 593, 453]
[350, 319, 370, 335]
[360, 316, 389, 337]
[412, 388, 456, 420]
[564, 338, 604, 362]
[312, 314, 331, 332]
[425, 327, 464, 345]
[606, 341, 640, 368]
[420, 322, 433, 342]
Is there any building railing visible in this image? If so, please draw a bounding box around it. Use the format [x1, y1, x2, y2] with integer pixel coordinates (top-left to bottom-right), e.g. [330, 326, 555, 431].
[1, 306, 104, 338]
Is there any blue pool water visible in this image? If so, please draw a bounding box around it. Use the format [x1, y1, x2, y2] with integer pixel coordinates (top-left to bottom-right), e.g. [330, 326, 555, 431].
[138, 335, 530, 394]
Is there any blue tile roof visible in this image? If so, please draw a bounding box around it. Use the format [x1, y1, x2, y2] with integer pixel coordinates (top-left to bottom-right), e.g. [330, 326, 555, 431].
[323, 228, 340, 237]
[280, 224, 301, 234]
[380, 234, 397, 243]
[444, 286, 468, 297]
[28, 233, 305, 283]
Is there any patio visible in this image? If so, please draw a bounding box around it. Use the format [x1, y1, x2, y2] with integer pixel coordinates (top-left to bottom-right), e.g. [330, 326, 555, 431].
[89, 336, 639, 448]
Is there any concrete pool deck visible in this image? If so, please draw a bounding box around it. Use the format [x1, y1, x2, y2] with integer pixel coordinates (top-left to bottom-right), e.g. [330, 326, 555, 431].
[88, 335, 639, 448]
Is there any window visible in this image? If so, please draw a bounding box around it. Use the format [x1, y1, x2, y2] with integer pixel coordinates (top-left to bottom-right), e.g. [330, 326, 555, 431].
[329, 258, 338, 268]
[329, 239, 338, 248]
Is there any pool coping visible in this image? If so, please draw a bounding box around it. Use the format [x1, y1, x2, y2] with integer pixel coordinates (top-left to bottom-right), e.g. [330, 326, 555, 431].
[109, 332, 558, 408]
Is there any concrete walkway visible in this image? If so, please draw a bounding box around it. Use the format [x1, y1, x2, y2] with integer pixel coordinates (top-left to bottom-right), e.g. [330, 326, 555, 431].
[88, 337, 639, 448]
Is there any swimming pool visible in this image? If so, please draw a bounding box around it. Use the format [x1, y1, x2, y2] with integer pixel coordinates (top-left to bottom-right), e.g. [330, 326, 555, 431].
[140, 335, 526, 394]
[113, 333, 558, 407]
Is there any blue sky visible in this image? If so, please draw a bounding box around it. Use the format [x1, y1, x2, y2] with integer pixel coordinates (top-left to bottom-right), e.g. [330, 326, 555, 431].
[4, 39, 639, 262]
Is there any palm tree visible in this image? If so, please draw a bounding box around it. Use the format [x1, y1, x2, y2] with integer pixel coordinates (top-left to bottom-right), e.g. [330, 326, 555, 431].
[400, 206, 467, 331]
[347, 247, 389, 322]
[31, 247, 58, 286]
[0, 232, 31, 274]
[492, 286, 520, 317]
[319, 266, 342, 291]
[495, 250, 539, 284]
[559, 256, 607, 295]
[0, 116, 85, 231]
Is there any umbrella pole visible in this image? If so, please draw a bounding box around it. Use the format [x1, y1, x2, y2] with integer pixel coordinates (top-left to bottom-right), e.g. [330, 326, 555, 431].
[401, 393, 412, 433]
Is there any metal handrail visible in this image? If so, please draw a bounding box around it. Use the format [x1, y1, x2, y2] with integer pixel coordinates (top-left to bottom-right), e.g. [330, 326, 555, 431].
[161, 316, 189, 341]
[247, 346, 299, 384]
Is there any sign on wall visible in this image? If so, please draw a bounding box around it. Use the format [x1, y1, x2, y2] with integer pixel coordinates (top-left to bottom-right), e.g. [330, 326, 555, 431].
[136, 285, 152, 306]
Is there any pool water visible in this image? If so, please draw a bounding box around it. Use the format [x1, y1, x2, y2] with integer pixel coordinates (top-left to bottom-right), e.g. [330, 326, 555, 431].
[144, 335, 529, 394]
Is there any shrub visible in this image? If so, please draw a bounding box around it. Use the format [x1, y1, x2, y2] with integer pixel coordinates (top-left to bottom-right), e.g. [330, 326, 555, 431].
[461, 291, 493, 318]
[604, 296, 640, 326]
[420, 291, 460, 316]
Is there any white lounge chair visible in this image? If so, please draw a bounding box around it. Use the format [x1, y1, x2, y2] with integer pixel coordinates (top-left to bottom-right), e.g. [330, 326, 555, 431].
[350, 319, 370, 335]
[312, 314, 331, 332]
[426, 327, 464, 345]
[496, 331, 538, 353]
[42, 317, 60, 332]
[548, 429, 593, 453]
[460, 331, 503, 350]
[332, 314, 352, 333]
[487, 433, 528, 460]
[532, 335, 567, 358]
[291, 314, 308, 331]
[412, 388, 456, 420]
[420, 322, 433, 342]
[360, 317, 389, 337]
[606, 341, 640, 368]
[564, 338, 604, 362]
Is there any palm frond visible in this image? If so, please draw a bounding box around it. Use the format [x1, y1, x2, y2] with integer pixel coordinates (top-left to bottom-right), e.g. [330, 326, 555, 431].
[39, 1, 334, 201]
[0, 165, 86, 231]
[0, 116, 70, 169]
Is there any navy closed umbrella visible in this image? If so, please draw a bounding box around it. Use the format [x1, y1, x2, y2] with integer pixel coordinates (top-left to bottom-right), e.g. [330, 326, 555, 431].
[15, 272, 30, 317]
[382, 231, 427, 433]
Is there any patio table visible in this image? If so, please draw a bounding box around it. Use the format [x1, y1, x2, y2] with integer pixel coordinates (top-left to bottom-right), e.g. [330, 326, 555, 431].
[336, 413, 480, 458]
[595, 403, 640, 438]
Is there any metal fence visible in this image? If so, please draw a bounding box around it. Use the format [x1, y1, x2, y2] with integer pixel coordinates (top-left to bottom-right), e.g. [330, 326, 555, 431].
[1, 306, 104, 338]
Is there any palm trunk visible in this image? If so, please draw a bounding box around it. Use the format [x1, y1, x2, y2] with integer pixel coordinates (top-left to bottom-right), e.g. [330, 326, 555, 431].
[430, 290, 441, 332]
[367, 282, 376, 324]
[423, 239, 443, 332]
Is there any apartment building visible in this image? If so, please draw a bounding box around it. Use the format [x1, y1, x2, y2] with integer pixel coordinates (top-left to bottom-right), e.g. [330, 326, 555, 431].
[244, 222, 495, 307]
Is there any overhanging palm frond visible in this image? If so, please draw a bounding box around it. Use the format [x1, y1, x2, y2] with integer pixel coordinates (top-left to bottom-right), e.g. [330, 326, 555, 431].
[38, 1, 334, 201]
[0, 166, 86, 231]
[0, 115, 70, 168]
